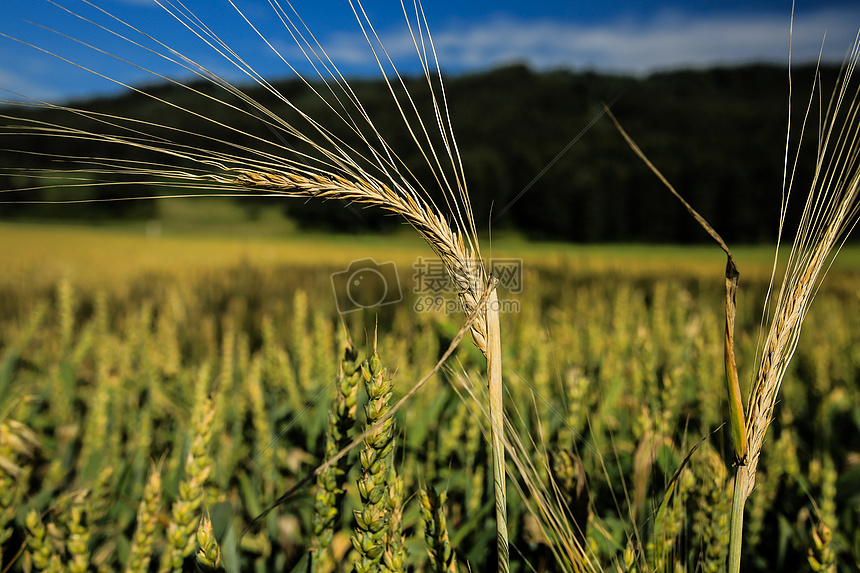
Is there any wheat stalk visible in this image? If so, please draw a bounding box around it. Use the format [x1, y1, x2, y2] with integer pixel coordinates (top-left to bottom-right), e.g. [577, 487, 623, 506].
[0, 4, 493, 356]
[745, 48, 860, 484]
[448, 367, 600, 573]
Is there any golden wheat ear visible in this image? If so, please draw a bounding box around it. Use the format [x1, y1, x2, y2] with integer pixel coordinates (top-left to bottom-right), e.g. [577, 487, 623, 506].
[607, 28, 860, 573]
[741, 28, 860, 506]
[1, 0, 489, 342]
[1, 2, 513, 568]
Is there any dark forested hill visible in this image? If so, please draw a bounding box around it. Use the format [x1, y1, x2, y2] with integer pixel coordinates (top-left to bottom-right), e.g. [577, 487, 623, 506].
[0, 63, 840, 243]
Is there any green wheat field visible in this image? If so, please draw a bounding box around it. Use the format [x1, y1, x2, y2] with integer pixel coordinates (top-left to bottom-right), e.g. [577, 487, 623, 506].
[0, 220, 858, 571]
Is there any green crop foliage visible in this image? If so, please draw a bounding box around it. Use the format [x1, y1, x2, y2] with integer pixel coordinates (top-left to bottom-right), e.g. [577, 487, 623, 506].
[0, 234, 857, 571]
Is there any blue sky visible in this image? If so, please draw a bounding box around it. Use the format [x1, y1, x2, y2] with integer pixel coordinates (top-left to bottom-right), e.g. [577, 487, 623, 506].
[2, 0, 860, 103]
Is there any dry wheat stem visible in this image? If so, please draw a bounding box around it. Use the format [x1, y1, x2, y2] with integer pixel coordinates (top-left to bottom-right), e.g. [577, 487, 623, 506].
[449, 370, 598, 573]
[605, 106, 749, 465]
[2, 1, 490, 351]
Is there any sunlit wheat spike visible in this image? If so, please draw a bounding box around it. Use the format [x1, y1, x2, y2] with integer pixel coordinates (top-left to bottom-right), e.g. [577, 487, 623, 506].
[606, 21, 860, 573]
[744, 33, 860, 493]
[234, 168, 489, 349]
[2, 0, 508, 568]
[1, 0, 490, 351]
[724, 27, 860, 573]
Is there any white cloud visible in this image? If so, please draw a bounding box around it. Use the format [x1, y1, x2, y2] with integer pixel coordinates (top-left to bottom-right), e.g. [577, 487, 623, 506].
[317, 6, 860, 75]
[6, 3, 859, 103]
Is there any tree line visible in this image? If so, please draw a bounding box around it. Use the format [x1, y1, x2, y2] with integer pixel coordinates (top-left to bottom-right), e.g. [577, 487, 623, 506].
[0, 63, 842, 244]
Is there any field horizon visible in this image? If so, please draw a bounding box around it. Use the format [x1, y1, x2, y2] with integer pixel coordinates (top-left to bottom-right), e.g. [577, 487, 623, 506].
[8, 219, 860, 292]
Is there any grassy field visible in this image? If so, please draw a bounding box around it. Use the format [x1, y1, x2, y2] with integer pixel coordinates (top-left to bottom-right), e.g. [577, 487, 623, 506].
[0, 221, 858, 571]
[6, 217, 857, 288]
